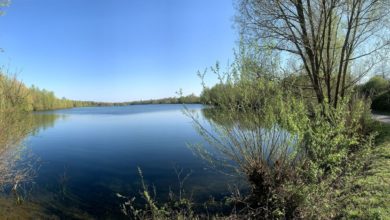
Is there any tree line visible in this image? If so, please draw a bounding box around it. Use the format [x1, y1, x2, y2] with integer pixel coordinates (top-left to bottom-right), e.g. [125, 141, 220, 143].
[0, 72, 201, 112]
[0, 73, 97, 112]
[128, 94, 200, 105]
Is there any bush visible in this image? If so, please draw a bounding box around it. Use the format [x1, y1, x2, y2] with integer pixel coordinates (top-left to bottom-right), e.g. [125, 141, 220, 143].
[372, 91, 390, 111]
[192, 70, 376, 218]
[360, 76, 389, 97]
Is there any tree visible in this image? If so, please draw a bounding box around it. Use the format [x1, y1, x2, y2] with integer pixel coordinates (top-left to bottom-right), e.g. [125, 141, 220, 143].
[361, 75, 389, 97]
[237, 0, 390, 107]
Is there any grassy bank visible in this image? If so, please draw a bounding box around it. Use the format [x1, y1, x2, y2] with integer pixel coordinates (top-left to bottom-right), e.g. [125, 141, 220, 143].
[339, 122, 390, 219]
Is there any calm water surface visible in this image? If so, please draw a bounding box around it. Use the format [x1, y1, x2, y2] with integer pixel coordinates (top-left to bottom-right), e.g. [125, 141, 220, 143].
[7, 104, 238, 218]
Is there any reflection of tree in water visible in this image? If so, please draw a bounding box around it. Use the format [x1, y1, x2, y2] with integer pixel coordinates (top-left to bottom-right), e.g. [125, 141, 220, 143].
[0, 112, 62, 187]
[197, 107, 298, 170]
[0, 111, 90, 219]
[190, 107, 302, 217]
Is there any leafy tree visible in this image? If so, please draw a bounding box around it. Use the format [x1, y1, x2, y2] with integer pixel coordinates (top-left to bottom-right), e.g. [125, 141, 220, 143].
[361, 75, 389, 97]
[237, 0, 390, 107]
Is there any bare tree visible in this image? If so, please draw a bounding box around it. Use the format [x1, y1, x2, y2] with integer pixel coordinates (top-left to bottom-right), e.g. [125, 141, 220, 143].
[237, 0, 390, 107]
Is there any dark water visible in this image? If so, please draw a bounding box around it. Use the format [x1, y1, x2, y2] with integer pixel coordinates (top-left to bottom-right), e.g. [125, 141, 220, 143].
[4, 104, 238, 219]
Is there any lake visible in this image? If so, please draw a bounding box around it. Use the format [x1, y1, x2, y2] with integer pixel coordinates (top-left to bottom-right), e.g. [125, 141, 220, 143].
[0, 104, 241, 219]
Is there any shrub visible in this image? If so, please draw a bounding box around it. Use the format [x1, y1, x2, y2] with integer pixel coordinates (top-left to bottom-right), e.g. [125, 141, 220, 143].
[361, 76, 389, 97]
[191, 71, 376, 218]
[372, 91, 390, 111]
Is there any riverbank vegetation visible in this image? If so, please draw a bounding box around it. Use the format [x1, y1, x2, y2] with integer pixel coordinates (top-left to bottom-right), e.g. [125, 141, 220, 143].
[0, 111, 61, 209]
[0, 72, 99, 112]
[122, 0, 390, 219]
[190, 56, 376, 219]
[196, 0, 390, 218]
[337, 121, 390, 218]
[128, 94, 200, 105]
[0, 71, 200, 113]
[0, 69, 65, 188]
[1, 0, 389, 218]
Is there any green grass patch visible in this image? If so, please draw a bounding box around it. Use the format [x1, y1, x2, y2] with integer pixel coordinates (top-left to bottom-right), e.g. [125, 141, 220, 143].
[340, 122, 390, 219]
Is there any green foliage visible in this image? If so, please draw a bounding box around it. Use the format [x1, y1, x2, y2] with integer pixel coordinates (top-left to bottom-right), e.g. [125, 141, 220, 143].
[197, 85, 375, 219]
[200, 40, 281, 111]
[372, 91, 390, 112]
[129, 94, 200, 105]
[307, 122, 390, 219]
[359, 75, 390, 111]
[200, 73, 284, 113]
[0, 71, 163, 112]
[0, 74, 32, 111]
[192, 38, 377, 218]
[119, 167, 198, 220]
[339, 139, 390, 219]
[193, 76, 303, 218]
[299, 98, 369, 182]
[373, 120, 390, 144]
[361, 75, 390, 97]
[0, 72, 96, 112]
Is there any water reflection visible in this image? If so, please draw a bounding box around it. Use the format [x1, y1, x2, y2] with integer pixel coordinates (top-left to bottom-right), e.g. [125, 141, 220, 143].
[197, 107, 298, 171]
[0, 105, 300, 219]
[0, 112, 63, 186]
[0, 112, 64, 218]
[0, 105, 240, 219]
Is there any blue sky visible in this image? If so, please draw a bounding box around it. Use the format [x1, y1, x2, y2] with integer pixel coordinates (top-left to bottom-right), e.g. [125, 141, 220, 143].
[0, 0, 237, 102]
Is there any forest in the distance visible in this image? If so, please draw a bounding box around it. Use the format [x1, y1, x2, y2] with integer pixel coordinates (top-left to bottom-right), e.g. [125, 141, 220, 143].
[0, 73, 200, 112]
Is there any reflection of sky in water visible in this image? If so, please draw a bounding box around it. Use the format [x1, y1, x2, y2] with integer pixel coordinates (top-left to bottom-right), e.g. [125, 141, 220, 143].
[22, 104, 238, 218]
